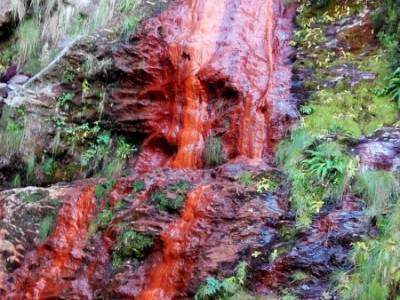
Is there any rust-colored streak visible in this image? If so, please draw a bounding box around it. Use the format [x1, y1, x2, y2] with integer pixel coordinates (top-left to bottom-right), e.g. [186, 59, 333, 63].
[136, 185, 213, 300]
[6, 186, 96, 300]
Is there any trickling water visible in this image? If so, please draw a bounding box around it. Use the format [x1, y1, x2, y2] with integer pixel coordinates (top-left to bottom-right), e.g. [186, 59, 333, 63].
[6, 186, 96, 300]
[2, 0, 296, 298]
[137, 185, 213, 299]
[113, 0, 295, 171]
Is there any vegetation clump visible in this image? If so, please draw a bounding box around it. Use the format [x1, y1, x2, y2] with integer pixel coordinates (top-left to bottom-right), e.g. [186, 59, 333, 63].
[338, 175, 400, 300]
[111, 226, 154, 268]
[195, 261, 248, 300]
[151, 181, 192, 212]
[276, 130, 354, 227]
[132, 180, 145, 193]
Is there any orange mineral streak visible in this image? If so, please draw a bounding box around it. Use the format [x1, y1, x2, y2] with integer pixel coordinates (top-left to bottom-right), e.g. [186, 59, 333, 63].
[136, 185, 213, 300]
[6, 186, 96, 300]
[116, 0, 294, 170]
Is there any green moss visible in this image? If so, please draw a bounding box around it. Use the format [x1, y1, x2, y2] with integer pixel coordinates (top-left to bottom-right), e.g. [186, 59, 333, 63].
[111, 227, 153, 268]
[302, 83, 397, 137]
[95, 179, 116, 202]
[195, 262, 248, 300]
[151, 181, 192, 212]
[238, 172, 254, 187]
[132, 180, 145, 193]
[96, 209, 115, 230]
[18, 190, 48, 203]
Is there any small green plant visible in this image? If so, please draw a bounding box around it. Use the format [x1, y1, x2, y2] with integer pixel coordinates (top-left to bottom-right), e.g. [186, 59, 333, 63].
[151, 181, 192, 212]
[111, 227, 153, 268]
[95, 208, 115, 231]
[195, 261, 247, 300]
[303, 142, 347, 185]
[62, 71, 75, 83]
[203, 135, 224, 168]
[58, 92, 75, 109]
[52, 115, 65, 128]
[102, 136, 135, 177]
[132, 180, 145, 193]
[256, 176, 279, 193]
[82, 79, 91, 96]
[119, 16, 140, 40]
[119, 0, 137, 12]
[373, 67, 400, 108]
[299, 105, 314, 115]
[95, 179, 116, 202]
[239, 172, 254, 186]
[42, 157, 55, 180]
[38, 214, 56, 242]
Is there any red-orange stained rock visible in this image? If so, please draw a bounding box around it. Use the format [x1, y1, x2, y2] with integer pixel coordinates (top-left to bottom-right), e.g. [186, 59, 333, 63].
[112, 0, 296, 170]
[6, 186, 96, 300]
[136, 185, 213, 300]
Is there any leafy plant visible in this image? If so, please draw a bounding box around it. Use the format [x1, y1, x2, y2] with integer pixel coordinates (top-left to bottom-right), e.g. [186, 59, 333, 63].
[95, 179, 115, 202]
[52, 115, 65, 128]
[299, 105, 314, 115]
[111, 227, 153, 268]
[94, 208, 115, 231]
[82, 79, 91, 96]
[38, 214, 56, 242]
[151, 181, 192, 212]
[303, 142, 347, 185]
[256, 176, 279, 193]
[373, 67, 400, 108]
[116, 137, 135, 160]
[132, 180, 145, 193]
[42, 157, 55, 180]
[195, 261, 248, 300]
[58, 92, 75, 109]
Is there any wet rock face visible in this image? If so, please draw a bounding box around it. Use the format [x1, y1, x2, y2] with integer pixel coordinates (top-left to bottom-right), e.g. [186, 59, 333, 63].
[250, 196, 370, 299]
[1, 165, 288, 299]
[326, 9, 378, 54]
[356, 127, 400, 172]
[110, 0, 297, 170]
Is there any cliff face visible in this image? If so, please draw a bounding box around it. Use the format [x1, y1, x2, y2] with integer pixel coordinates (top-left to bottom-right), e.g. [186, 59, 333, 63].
[0, 0, 399, 299]
[110, 0, 297, 171]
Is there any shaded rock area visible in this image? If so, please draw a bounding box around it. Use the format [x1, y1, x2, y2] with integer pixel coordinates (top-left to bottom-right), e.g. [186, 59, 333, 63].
[250, 195, 370, 299]
[356, 127, 400, 172]
[0, 0, 13, 38]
